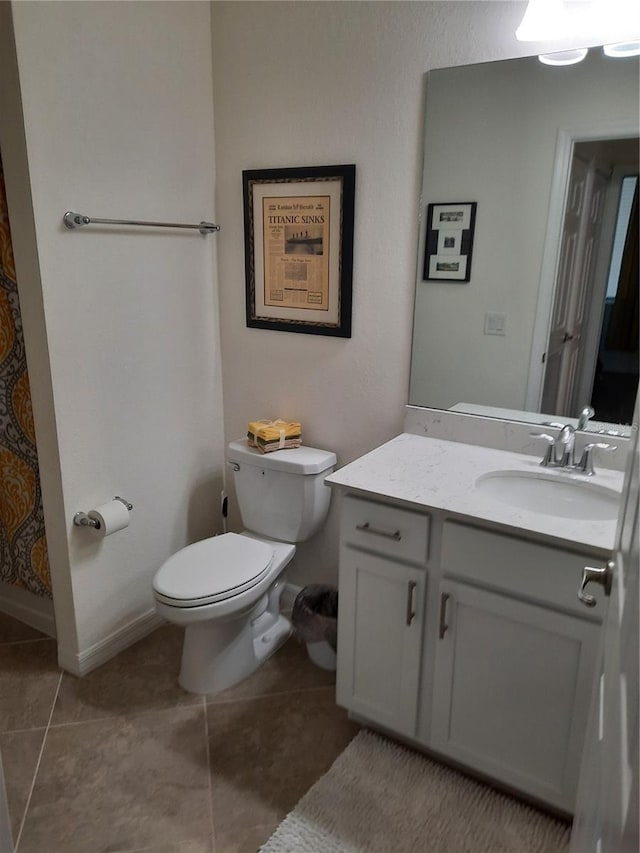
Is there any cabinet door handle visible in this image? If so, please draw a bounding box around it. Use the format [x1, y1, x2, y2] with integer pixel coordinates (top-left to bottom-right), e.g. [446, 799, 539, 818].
[439, 593, 450, 639]
[356, 522, 402, 541]
[406, 581, 417, 626]
[578, 561, 613, 607]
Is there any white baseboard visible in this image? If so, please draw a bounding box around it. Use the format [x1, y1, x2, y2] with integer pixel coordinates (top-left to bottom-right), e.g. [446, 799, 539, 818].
[57, 584, 306, 678]
[0, 582, 56, 637]
[281, 582, 302, 612]
[58, 608, 164, 677]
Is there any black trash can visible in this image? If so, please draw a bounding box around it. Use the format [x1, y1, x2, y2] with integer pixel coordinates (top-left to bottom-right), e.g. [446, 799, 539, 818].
[291, 584, 338, 670]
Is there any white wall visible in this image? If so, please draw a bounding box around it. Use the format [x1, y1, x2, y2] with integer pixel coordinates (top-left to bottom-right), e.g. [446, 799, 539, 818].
[7, 1, 224, 666]
[410, 51, 639, 411]
[211, 0, 613, 587]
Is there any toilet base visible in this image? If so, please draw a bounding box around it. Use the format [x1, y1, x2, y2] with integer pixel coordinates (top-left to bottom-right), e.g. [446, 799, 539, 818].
[178, 578, 291, 695]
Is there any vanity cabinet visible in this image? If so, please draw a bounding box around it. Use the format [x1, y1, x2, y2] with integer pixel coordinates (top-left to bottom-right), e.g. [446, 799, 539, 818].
[431, 580, 599, 811]
[428, 521, 602, 811]
[334, 498, 605, 812]
[336, 496, 429, 737]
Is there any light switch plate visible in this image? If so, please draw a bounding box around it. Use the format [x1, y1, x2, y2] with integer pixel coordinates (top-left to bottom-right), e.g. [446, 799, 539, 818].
[484, 312, 507, 336]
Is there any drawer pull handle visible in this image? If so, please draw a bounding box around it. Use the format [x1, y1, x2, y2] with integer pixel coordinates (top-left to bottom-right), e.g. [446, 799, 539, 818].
[439, 593, 450, 639]
[356, 522, 402, 541]
[406, 580, 417, 626]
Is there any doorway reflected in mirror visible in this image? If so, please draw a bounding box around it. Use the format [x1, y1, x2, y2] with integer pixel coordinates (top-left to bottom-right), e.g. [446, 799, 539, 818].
[541, 139, 638, 425]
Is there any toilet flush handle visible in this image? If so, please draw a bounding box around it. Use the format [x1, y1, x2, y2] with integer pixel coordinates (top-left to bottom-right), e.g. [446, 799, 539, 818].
[228, 462, 240, 472]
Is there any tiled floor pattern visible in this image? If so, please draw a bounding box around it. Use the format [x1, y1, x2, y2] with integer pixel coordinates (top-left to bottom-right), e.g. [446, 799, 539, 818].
[0, 612, 358, 853]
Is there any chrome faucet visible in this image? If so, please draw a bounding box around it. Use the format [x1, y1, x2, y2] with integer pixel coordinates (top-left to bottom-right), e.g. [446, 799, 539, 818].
[531, 424, 615, 474]
[532, 424, 576, 467]
[577, 406, 595, 431]
[555, 424, 576, 467]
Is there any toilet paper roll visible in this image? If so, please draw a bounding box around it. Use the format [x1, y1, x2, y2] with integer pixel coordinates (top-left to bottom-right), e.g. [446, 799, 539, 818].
[87, 500, 130, 538]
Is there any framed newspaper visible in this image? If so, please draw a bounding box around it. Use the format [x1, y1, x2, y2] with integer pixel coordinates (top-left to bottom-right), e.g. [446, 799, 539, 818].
[243, 164, 355, 337]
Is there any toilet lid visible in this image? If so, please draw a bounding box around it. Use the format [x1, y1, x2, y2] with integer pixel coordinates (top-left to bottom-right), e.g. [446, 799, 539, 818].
[153, 532, 274, 607]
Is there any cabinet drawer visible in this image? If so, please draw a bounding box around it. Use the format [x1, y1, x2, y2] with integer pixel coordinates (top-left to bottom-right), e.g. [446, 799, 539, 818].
[441, 521, 605, 617]
[341, 496, 429, 564]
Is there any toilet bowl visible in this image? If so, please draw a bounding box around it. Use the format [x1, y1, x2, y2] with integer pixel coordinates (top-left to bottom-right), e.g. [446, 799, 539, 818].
[152, 440, 336, 695]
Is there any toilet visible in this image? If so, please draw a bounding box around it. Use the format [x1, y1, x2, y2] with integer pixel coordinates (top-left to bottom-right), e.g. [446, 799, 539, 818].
[152, 439, 336, 695]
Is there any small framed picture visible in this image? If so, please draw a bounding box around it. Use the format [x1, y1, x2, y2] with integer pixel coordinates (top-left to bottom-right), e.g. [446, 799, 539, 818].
[428, 254, 468, 280]
[423, 201, 477, 282]
[437, 230, 461, 255]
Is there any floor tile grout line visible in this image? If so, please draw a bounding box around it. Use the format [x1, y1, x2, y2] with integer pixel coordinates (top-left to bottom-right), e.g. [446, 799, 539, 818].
[0, 637, 53, 647]
[205, 682, 336, 707]
[202, 696, 217, 852]
[14, 669, 64, 852]
[35, 684, 335, 732]
[106, 839, 213, 853]
[0, 725, 48, 737]
[45, 699, 204, 731]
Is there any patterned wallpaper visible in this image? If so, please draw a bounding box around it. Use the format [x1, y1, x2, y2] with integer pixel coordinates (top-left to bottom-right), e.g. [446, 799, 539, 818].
[0, 152, 51, 597]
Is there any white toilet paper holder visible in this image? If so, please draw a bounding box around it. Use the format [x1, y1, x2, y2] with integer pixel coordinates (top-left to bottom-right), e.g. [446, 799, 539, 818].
[74, 496, 133, 530]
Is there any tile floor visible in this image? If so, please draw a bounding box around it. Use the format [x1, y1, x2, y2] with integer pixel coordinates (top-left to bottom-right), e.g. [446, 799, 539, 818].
[0, 612, 358, 853]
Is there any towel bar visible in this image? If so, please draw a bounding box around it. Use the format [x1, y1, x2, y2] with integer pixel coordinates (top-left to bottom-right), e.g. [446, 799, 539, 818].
[63, 211, 220, 235]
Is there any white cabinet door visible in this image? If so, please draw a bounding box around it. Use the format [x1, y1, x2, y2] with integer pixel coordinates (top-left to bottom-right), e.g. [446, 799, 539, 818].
[431, 580, 599, 811]
[336, 548, 426, 737]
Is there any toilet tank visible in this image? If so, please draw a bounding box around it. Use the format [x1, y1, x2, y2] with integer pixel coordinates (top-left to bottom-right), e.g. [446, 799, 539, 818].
[227, 440, 336, 543]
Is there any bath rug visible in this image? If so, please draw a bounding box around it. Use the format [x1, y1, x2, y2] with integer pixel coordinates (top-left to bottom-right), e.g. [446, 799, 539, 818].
[260, 729, 570, 852]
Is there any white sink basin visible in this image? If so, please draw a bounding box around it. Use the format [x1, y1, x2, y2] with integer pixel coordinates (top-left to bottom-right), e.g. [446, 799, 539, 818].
[475, 470, 620, 520]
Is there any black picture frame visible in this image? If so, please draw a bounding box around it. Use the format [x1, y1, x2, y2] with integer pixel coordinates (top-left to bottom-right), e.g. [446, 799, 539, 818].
[423, 201, 477, 283]
[243, 164, 355, 337]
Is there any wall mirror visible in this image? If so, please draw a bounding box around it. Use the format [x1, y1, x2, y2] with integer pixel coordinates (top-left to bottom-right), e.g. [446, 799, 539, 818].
[409, 47, 639, 434]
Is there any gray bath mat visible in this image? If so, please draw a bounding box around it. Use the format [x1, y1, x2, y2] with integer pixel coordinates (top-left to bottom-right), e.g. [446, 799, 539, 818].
[260, 729, 570, 852]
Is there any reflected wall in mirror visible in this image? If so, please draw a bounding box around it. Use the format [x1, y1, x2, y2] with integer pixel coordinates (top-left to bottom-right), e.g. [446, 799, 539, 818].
[410, 49, 639, 433]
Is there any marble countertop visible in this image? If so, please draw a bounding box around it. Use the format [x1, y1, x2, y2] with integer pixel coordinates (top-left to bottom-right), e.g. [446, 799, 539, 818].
[325, 433, 624, 554]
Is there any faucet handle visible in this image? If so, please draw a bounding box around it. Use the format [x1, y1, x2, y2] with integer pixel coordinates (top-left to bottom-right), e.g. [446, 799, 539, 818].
[577, 442, 617, 476]
[530, 432, 555, 466]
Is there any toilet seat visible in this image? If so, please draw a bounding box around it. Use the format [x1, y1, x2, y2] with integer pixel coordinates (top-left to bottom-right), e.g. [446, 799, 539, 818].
[153, 532, 274, 608]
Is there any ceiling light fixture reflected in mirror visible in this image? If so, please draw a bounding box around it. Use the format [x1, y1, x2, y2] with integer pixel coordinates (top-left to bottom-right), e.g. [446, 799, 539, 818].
[603, 41, 640, 57]
[539, 48, 589, 65]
